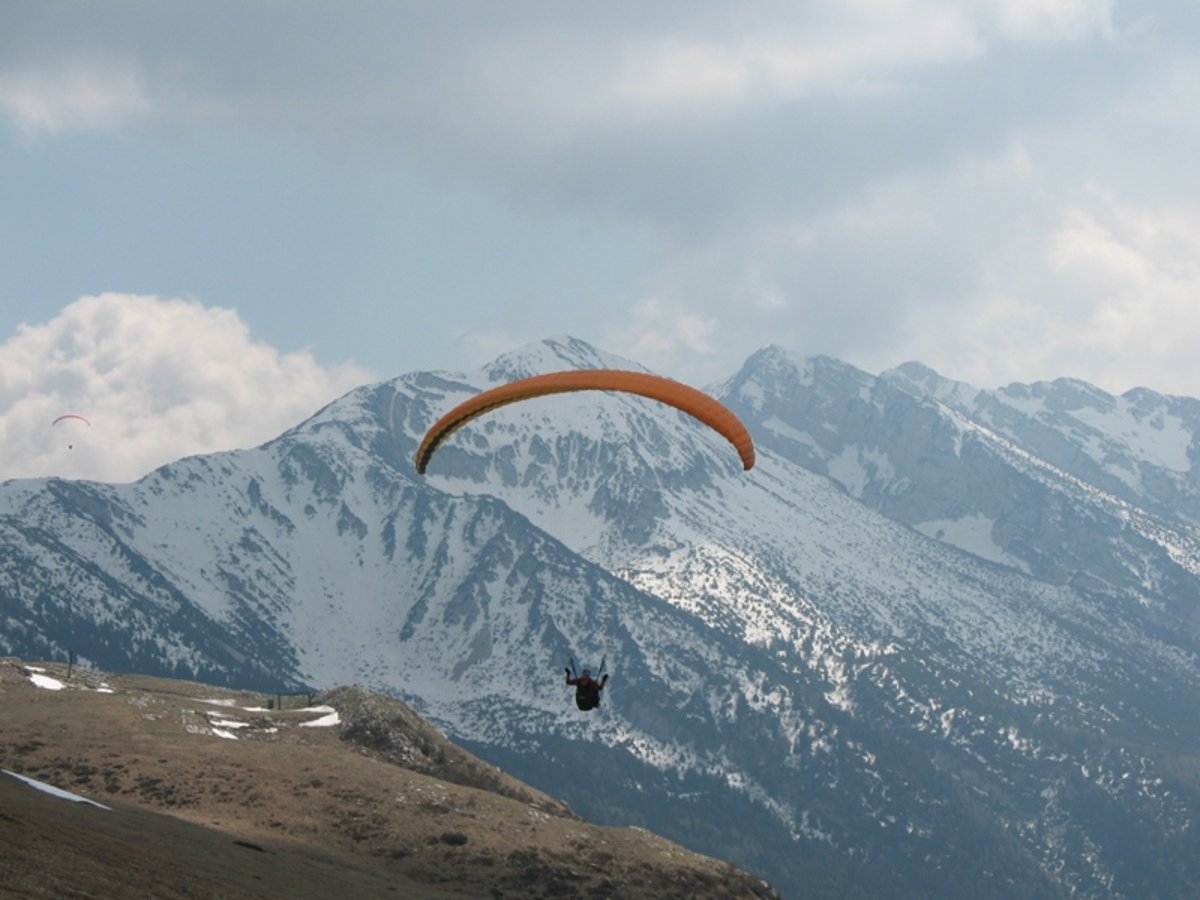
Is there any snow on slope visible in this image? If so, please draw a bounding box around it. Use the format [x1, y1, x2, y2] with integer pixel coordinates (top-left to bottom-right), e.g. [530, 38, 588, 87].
[889, 361, 1200, 522]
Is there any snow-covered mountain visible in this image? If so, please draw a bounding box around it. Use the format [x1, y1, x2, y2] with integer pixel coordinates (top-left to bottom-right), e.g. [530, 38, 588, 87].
[2, 337, 1197, 899]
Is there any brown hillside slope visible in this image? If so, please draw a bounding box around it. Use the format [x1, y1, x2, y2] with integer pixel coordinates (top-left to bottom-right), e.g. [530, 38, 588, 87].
[0, 659, 780, 899]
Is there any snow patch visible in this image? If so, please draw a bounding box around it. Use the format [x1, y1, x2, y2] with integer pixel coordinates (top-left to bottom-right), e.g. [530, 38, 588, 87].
[299, 707, 340, 728]
[827, 445, 895, 498]
[27, 672, 65, 691]
[3, 769, 111, 810]
[914, 514, 1027, 572]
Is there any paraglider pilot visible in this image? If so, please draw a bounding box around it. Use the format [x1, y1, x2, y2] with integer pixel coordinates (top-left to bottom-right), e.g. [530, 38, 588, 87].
[565, 664, 608, 711]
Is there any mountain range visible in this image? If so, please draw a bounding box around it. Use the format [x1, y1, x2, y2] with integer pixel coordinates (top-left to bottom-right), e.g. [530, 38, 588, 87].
[2, 336, 1197, 899]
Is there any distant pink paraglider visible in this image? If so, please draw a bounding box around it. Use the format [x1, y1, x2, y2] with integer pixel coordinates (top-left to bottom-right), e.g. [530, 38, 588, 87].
[52, 414, 91, 428]
[52, 413, 90, 449]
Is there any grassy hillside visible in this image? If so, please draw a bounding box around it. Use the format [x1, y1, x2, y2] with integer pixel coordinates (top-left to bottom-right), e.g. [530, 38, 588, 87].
[0, 658, 779, 899]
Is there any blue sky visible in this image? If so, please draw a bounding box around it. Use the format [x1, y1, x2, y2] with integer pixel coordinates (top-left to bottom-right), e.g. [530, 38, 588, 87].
[4, 2, 1200, 482]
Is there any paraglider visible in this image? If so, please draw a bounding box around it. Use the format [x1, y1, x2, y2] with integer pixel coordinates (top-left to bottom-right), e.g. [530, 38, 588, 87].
[414, 369, 755, 474]
[415, 369, 751, 716]
[566, 657, 608, 712]
[52, 413, 90, 450]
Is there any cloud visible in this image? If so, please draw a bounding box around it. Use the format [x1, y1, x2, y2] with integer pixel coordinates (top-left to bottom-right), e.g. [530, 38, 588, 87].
[3, 3, 1196, 406]
[606, 8, 984, 116]
[597, 127, 1200, 401]
[593, 141, 1040, 377]
[885, 188, 1200, 396]
[0, 294, 371, 483]
[602, 296, 718, 379]
[0, 58, 151, 136]
[0, 3, 1108, 161]
[1042, 192, 1200, 387]
[989, 0, 1116, 42]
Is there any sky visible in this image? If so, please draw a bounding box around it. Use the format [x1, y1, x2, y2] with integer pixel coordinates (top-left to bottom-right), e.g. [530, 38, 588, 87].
[4, 1, 1200, 482]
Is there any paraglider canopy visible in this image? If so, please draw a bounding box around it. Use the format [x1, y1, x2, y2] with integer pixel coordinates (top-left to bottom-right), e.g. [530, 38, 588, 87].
[52, 414, 91, 427]
[414, 369, 755, 474]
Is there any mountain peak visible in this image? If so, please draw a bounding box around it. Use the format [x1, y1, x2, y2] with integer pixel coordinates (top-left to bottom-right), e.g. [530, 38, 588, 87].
[883, 361, 981, 406]
[997, 376, 1117, 413]
[481, 336, 644, 383]
[726, 346, 873, 412]
[743, 346, 872, 379]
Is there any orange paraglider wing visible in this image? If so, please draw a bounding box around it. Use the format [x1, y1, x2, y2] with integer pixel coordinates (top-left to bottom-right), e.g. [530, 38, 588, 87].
[414, 369, 755, 474]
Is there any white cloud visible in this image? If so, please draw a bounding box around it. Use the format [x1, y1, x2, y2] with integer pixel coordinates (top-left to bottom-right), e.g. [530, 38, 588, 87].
[0, 58, 152, 136]
[894, 190, 1200, 396]
[603, 297, 718, 378]
[608, 9, 983, 115]
[1043, 193, 1200, 387]
[0, 294, 371, 483]
[988, 0, 1116, 42]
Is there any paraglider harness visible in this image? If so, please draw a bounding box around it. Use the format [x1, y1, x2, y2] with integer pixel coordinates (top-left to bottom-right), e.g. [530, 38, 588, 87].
[566, 656, 607, 711]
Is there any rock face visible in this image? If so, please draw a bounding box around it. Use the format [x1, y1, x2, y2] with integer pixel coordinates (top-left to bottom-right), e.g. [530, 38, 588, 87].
[324, 684, 572, 814]
[2, 336, 1199, 899]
